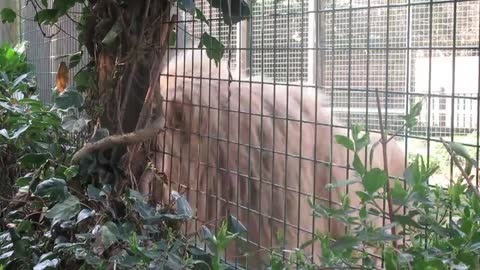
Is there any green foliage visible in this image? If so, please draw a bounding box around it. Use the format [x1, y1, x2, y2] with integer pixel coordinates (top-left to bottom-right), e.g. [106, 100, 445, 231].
[0, 8, 16, 23]
[301, 100, 480, 269]
[1, 41, 244, 269]
[198, 32, 225, 66]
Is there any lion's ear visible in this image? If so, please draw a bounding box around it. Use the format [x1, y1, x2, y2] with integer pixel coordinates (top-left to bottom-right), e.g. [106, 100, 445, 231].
[56, 61, 69, 94]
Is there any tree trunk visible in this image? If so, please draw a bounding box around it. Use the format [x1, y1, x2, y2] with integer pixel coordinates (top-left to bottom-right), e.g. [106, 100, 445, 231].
[86, 0, 173, 183]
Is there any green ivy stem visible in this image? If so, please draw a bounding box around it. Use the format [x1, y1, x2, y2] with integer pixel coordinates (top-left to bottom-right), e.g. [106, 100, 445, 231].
[374, 88, 397, 249]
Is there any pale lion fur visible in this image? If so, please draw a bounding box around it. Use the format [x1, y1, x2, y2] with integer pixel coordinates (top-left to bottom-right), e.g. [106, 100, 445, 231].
[146, 49, 405, 268]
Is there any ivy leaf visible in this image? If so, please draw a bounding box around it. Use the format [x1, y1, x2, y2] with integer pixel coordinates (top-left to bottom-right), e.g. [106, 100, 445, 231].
[54, 88, 84, 110]
[33, 258, 60, 270]
[198, 32, 225, 66]
[74, 69, 94, 92]
[12, 73, 30, 89]
[199, 226, 215, 244]
[35, 178, 67, 201]
[0, 124, 29, 140]
[64, 165, 79, 180]
[227, 215, 247, 235]
[363, 168, 388, 194]
[19, 152, 52, 168]
[61, 114, 88, 133]
[1, 8, 16, 23]
[68, 51, 83, 69]
[34, 9, 59, 25]
[87, 185, 103, 201]
[16, 173, 34, 187]
[172, 191, 193, 219]
[45, 195, 81, 221]
[100, 221, 120, 249]
[76, 209, 95, 224]
[335, 135, 354, 151]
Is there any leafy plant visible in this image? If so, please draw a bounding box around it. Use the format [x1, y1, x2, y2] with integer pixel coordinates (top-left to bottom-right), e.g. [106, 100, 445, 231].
[0, 40, 245, 269]
[301, 99, 480, 269]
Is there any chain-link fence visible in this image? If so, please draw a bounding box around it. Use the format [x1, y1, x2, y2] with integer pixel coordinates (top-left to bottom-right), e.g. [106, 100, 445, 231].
[19, 0, 480, 266]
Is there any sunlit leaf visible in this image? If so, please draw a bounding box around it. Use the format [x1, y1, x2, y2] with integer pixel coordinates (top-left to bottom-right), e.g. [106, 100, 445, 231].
[0, 125, 29, 140]
[363, 168, 388, 194]
[335, 135, 354, 151]
[33, 258, 60, 270]
[64, 165, 79, 180]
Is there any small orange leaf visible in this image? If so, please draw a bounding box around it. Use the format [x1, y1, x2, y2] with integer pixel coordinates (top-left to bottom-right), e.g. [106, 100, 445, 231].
[56, 61, 69, 93]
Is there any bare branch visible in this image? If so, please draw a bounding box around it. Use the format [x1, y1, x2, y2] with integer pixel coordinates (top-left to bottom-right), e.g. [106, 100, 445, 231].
[71, 112, 165, 164]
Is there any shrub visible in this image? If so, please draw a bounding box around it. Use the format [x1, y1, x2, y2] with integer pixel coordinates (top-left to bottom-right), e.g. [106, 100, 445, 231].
[0, 42, 244, 270]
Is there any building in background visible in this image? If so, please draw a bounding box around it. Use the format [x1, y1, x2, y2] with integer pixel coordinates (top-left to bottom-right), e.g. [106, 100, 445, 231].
[19, 0, 480, 136]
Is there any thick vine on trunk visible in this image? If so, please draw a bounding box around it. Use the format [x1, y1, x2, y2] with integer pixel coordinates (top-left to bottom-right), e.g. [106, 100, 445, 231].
[80, 0, 174, 187]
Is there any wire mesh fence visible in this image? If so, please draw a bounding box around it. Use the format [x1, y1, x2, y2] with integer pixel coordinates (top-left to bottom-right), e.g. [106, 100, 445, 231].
[19, 0, 480, 267]
[20, 0, 88, 104]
